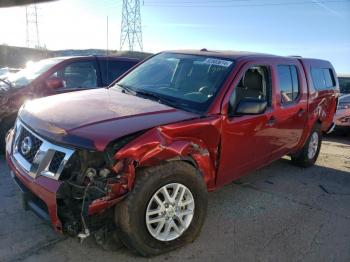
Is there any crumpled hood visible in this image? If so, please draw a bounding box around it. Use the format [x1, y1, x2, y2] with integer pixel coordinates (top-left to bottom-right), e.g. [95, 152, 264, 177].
[19, 88, 199, 151]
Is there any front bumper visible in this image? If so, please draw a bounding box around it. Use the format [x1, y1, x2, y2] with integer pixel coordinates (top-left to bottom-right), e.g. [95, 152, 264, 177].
[11, 171, 51, 223]
[6, 131, 63, 232]
[6, 125, 127, 235]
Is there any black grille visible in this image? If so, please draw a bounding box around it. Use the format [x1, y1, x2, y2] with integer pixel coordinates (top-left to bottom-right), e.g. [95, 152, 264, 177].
[48, 151, 65, 173]
[18, 128, 42, 163]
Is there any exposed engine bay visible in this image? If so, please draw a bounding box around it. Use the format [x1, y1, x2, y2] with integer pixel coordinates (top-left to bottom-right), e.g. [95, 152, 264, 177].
[56, 149, 129, 239]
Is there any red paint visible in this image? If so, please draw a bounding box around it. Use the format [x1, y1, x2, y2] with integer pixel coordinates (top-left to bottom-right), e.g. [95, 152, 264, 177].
[6, 51, 339, 230]
[6, 152, 63, 232]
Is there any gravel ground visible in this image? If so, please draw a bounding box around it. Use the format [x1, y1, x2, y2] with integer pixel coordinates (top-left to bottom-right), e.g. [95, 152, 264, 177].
[0, 134, 349, 262]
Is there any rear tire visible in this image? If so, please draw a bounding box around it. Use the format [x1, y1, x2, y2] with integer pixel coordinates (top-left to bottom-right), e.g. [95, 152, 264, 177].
[291, 124, 322, 168]
[115, 161, 208, 257]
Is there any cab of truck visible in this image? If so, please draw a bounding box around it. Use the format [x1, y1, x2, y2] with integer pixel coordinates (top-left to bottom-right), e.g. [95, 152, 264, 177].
[5, 50, 339, 256]
[0, 56, 140, 151]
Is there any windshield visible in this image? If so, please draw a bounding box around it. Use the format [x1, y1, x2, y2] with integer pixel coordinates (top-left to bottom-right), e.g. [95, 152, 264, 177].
[113, 52, 234, 113]
[6, 58, 62, 88]
[339, 77, 350, 94]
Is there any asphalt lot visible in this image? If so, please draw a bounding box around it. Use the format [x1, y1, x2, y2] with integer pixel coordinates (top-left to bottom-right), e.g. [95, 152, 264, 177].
[1, 134, 349, 262]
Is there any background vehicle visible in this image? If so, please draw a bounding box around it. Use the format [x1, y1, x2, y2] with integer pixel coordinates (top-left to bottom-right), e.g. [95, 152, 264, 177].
[333, 75, 350, 134]
[334, 93, 350, 134]
[0, 55, 140, 151]
[6, 50, 338, 256]
[0, 67, 21, 78]
[338, 74, 350, 95]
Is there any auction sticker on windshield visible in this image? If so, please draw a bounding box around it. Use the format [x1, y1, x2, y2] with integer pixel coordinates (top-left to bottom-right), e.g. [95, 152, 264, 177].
[203, 58, 233, 67]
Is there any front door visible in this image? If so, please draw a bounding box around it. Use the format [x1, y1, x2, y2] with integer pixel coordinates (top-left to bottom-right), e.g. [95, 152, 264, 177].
[46, 60, 99, 95]
[217, 63, 279, 187]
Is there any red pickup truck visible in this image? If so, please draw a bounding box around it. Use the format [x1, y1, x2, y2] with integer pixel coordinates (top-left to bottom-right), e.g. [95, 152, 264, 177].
[0, 56, 140, 151]
[6, 50, 339, 256]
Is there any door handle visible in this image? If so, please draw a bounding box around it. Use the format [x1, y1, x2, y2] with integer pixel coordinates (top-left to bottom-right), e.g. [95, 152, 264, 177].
[297, 108, 305, 117]
[266, 116, 276, 127]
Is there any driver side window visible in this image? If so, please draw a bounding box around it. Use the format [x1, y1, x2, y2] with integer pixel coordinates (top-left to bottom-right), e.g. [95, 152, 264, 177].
[50, 61, 98, 89]
[229, 65, 271, 114]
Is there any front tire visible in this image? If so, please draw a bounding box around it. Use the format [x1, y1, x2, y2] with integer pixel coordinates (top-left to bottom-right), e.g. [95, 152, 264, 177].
[115, 161, 208, 257]
[291, 124, 322, 167]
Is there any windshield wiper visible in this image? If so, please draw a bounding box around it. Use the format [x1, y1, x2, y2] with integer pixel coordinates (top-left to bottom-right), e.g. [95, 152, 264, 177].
[116, 84, 170, 104]
[115, 83, 136, 95]
[135, 90, 186, 109]
[0, 78, 13, 88]
[116, 84, 191, 112]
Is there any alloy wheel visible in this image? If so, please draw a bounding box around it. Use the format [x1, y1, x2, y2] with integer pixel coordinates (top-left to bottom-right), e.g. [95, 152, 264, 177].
[145, 183, 195, 242]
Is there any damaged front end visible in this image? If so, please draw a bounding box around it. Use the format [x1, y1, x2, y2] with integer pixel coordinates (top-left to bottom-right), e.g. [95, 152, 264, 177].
[7, 119, 134, 241]
[56, 148, 131, 239]
[8, 113, 221, 244]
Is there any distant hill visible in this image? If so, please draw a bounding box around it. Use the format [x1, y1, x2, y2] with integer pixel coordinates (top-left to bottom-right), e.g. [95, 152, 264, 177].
[0, 45, 152, 68]
[0, 45, 51, 68]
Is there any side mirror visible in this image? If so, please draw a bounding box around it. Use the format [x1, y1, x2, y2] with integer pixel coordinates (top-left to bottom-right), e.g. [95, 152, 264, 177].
[45, 77, 64, 89]
[235, 98, 267, 115]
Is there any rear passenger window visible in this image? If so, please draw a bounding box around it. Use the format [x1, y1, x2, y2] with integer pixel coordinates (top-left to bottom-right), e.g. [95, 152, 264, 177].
[277, 65, 300, 104]
[99, 60, 137, 86]
[311, 68, 335, 90]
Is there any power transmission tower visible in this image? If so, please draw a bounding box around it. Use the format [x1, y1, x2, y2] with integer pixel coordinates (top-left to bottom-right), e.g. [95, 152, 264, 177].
[120, 0, 143, 51]
[25, 3, 41, 48]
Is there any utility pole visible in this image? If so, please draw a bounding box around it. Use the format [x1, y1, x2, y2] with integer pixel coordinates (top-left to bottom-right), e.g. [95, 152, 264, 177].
[120, 0, 143, 51]
[25, 3, 41, 49]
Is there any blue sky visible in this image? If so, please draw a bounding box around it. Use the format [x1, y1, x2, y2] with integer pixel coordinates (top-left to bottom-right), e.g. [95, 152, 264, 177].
[0, 0, 349, 72]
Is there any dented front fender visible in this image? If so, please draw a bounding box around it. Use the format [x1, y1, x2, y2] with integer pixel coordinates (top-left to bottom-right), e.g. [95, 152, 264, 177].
[115, 116, 222, 191]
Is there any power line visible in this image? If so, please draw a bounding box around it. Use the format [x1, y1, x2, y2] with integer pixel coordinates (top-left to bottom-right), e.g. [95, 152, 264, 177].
[25, 3, 42, 48]
[120, 0, 143, 51]
[144, 0, 350, 7]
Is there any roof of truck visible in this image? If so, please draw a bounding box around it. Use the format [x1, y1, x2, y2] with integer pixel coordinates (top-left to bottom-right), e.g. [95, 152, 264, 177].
[165, 50, 332, 65]
[50, 55, 140, 61]
[165, 49, 279, 60]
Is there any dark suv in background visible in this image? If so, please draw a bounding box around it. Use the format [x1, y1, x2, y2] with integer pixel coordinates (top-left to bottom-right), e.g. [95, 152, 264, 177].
[338, 74, 350, 95]
[0, 56, 140, 150]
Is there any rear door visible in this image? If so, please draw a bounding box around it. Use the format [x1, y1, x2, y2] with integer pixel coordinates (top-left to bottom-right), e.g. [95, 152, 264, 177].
[270, 60, 308, 159]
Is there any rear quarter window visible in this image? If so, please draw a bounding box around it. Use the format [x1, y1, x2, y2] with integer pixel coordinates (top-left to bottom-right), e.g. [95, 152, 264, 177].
[311, 67, 336, 90]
